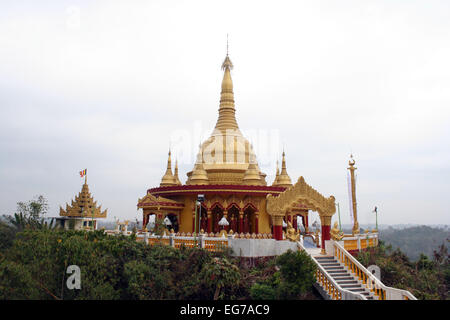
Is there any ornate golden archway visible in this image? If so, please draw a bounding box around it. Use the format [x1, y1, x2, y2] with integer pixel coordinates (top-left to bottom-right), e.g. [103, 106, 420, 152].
[266, 176, 336, 247]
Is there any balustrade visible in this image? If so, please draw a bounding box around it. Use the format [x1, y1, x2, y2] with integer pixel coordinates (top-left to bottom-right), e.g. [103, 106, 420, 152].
[333, 242, 415, 300]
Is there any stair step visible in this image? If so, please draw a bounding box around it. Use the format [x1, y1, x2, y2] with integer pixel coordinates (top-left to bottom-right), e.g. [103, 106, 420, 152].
[318, 259, 338, 262]
[348, 288, 367, 292]
[333, 276, 355, 280]
[337, 281, 358, 285]
[320, 263, 341, 267]
[340, 284, 363, 288]
[336, 278, 357, 281]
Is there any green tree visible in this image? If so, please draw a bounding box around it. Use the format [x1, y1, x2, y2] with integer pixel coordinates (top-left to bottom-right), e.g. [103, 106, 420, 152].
[250, 249, 317, 300]
[198, 256, 241, 300]
[6, 195, 53, 232]
[356, 240, 448, 300]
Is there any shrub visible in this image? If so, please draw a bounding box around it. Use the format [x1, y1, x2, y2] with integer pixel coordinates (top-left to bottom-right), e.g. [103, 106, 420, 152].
[250, 249, 316, 300]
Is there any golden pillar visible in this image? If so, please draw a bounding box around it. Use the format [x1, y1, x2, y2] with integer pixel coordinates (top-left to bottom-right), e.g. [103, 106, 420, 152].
[348, 155, 360, 235]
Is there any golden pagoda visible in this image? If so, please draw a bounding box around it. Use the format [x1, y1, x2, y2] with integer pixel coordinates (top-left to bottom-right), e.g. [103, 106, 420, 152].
[173, 159, 182, 186]
[59, 176, 107, 230]
[160, 150, 178, 186]
[272, 151, 292, 188]
[138, 52, 336, 249]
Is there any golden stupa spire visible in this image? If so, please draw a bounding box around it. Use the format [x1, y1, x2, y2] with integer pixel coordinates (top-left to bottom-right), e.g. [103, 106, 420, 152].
[272, 160, 280, 186]
[275, 151, 292, 187]
[160, 149, 177, 186]
[243, 152, 263, 185]
[190, 43, 265, 185]
[214, 38, 239, 132]
[174, 159, 182, 185]
[187, 147, 209, 185]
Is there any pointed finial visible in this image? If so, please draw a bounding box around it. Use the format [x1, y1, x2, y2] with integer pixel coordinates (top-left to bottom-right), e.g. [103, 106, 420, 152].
[221, 36, 233, 71]
[272, 160, 280, 186]
[174, 158, 182, 185]
[349, 154, 355, 166]
[276, 149, 292, 187]
[167, 148, 173, 167]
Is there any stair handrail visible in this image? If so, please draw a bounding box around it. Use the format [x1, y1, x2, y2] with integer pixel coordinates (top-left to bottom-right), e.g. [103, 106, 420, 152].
[297, 241, 366, 300]
[333, 241, 417, 300]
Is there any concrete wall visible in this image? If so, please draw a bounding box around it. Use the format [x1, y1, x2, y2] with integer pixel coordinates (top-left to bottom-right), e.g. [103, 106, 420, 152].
[229, 238, 298, 258]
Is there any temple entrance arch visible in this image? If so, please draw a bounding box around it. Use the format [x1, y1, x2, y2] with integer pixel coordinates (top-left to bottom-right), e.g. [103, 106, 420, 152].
[211, 204, 224, 233]
[199, 204, 207, 232]
[243, 206, 257, 234]
[144, 213, 156, 231]
[166, 213, 179, 232]
[227, 205, 240, 233]
[266, 176, 336, 248]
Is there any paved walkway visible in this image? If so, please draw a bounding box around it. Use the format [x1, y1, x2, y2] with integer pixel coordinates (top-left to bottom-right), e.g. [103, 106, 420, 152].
[302, 237, 326, 257]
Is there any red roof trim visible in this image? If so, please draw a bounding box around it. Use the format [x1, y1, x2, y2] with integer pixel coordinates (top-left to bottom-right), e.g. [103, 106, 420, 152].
[147, 184, 286, 197]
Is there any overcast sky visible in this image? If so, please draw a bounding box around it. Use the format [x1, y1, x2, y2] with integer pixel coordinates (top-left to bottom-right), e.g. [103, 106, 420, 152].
[1, 0, 449, 226]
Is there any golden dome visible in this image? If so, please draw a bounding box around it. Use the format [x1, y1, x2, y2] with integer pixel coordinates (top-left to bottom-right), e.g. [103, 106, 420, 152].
[186, 54, 264, 185]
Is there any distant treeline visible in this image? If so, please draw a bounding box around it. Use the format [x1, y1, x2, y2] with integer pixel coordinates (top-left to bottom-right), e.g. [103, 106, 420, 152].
[379, 226, 449, 261]
[342, 225, 449, 261]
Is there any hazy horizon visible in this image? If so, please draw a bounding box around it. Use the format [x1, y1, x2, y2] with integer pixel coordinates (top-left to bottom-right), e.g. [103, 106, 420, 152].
[1, 1, 450, 226]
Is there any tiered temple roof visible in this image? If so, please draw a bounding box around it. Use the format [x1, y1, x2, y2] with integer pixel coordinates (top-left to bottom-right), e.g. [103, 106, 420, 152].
[60, 179, 107, 218]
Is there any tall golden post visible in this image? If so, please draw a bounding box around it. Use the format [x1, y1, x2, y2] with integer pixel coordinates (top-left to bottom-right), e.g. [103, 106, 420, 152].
[348, 155, 360, 235]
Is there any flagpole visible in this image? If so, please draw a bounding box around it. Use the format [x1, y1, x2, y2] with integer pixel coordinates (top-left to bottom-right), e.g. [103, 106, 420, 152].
[86, 169, 94, 231]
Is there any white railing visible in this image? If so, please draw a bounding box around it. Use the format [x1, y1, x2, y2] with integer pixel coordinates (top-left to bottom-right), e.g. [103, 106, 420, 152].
[333, 241, 417, 300]
[135, 232, 229, 252]
[297, 241, 366, 300]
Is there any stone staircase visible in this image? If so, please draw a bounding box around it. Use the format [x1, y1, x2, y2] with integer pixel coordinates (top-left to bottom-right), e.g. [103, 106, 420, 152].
[314, 256, 374, 300]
